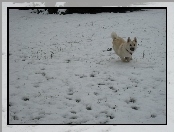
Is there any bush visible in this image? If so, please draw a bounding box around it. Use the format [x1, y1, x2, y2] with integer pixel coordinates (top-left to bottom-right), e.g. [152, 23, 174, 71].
[65, 8, 142, 14]
[47, 8, 58, 14]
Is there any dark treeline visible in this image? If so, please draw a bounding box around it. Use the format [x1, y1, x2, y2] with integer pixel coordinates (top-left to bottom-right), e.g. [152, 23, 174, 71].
[64, 8, 141, 14]
[19, 8, 143, 14]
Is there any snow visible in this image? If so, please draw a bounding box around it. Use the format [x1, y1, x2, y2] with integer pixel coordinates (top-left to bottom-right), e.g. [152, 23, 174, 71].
[8, 8, 166, 124]
[2, 2, 173, 132]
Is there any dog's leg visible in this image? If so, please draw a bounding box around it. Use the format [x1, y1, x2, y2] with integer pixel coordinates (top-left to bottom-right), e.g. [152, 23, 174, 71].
[121, 57, 127, 62]
[126, 57, 131, 62]
[124, 57, 132, 62]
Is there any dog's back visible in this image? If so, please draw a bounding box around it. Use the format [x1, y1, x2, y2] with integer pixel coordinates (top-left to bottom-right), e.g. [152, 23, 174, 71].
[111, 32, 126, 52]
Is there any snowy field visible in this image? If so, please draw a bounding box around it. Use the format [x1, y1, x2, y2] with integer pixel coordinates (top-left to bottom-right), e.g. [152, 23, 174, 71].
[2, 2, 174, 132]
[8, 8, 166, 124]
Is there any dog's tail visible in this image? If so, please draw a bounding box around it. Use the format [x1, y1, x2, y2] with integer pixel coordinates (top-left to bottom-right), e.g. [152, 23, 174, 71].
[111, 32, 117, 40]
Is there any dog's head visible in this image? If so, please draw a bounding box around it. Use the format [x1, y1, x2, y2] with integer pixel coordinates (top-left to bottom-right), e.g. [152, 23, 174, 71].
[126, 37, 137, 54]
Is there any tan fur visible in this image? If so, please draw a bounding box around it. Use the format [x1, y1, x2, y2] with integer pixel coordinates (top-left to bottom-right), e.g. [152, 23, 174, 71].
[111, 32, 137, 62]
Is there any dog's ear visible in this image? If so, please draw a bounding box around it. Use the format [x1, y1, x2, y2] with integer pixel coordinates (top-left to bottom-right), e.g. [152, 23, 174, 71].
[127, 37, 131, 42]
[134, 37, 137, 42]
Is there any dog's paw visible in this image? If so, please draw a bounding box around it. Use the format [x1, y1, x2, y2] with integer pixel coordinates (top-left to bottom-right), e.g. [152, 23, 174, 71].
[124, 57, 131, 62]
[121, 58, 127, 62]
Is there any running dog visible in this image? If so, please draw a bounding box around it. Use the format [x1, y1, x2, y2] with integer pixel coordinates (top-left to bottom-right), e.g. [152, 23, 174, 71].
[111, 32, 137, 62]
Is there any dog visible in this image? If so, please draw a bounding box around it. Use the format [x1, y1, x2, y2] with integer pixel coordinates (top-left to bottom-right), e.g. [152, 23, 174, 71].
[111, 32, 137, 62]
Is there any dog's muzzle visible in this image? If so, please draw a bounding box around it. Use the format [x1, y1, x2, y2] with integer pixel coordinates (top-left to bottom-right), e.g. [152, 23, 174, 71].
[130, 48, 134, 51]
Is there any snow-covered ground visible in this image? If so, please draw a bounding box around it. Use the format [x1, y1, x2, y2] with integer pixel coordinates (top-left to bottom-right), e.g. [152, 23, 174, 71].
[8, 8, 166, 124]
[2, 2, 173, 132]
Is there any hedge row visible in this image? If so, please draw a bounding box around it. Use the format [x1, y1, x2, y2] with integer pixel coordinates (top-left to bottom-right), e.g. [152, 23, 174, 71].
[18, 8, 142, 14]
[48, 8, 142, 14]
